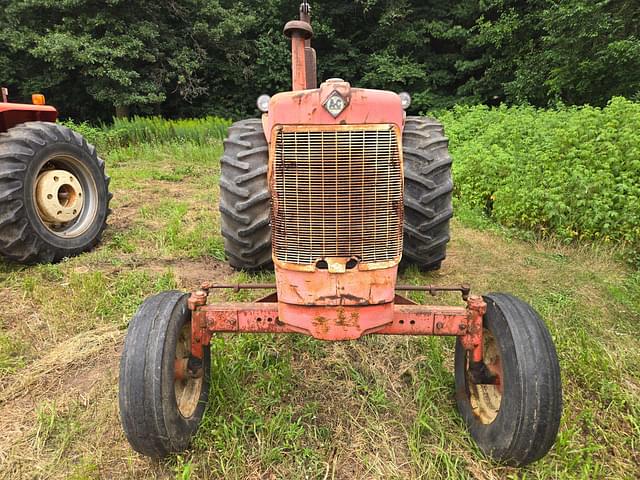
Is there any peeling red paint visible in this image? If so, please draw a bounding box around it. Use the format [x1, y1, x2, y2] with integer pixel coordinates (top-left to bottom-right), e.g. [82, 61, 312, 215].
[265, 81, 404, 140]
[276, 265, 398, 306]
[188, 294, 486, 345]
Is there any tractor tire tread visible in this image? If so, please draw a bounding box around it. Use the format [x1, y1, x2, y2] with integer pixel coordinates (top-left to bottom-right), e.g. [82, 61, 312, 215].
[219, 118, 272, 270]
[119, 291, 210, 457]
[402, 116, 453, 270]
[454, 293, 562, 466]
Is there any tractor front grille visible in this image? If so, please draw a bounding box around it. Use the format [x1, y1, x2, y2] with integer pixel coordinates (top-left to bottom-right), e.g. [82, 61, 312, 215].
[271, 124, 403, 266]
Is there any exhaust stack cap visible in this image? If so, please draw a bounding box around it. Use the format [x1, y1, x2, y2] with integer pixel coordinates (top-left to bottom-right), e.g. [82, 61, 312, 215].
[284, 20, 313, 39]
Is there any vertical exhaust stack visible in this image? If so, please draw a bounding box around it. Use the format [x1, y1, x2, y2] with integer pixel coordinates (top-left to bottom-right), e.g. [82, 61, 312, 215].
[300, 2, 318, 89]
[284, 2, 316, 90]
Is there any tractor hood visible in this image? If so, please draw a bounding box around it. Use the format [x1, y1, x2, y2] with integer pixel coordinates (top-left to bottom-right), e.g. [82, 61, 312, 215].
[263, 79, 404, 141]
[0, 102, 57, 132]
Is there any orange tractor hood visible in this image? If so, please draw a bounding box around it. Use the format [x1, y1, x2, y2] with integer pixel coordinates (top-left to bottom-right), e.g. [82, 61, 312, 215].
[264, 80, 405, 138]
[0, 102, 57, 132]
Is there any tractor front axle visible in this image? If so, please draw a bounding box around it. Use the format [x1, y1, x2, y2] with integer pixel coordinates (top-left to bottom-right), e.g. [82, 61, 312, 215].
[186, 283, 486, 375]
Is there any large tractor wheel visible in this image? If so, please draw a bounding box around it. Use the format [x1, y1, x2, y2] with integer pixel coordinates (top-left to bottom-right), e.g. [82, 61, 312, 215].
[219, 118, 272, 271]
[119, 291, 210, 457]
[0, 122, 111, 263]
[454, 294, 562, 466]
[401, 116, 453, 271]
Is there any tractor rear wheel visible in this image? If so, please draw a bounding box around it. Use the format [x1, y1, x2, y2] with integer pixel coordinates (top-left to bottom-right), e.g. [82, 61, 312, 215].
[401, 116, 453, 271]
[119, 291, 210, 457]
[219, 118, 272, 270]
[0, 122, 111, 263]
[454, 293, 562, 465]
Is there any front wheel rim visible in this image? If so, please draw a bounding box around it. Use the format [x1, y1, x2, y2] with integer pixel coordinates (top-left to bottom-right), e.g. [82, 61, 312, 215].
[467, 328, 503, 424]
[174, 322, 204, 418]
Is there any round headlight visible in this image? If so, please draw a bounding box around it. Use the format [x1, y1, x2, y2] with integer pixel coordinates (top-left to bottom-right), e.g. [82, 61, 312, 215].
[399, 92, 411, 110]
[257, 94, 271, 113]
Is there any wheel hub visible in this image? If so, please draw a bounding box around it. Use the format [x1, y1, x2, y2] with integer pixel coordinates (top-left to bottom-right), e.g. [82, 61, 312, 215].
[468, 329, 503, 424]
[35, 169, 84, 224]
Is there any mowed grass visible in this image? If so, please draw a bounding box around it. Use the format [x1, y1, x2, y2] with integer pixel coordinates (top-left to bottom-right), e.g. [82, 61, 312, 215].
[0, 139, 638, 480]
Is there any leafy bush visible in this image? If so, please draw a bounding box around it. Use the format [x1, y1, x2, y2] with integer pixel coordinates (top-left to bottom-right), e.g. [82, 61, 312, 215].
[439, 97, 640, 252]
[59, 119, 115, 150]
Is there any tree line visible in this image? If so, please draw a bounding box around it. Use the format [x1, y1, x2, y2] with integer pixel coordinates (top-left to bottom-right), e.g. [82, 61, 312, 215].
[1, 0, 638, 121]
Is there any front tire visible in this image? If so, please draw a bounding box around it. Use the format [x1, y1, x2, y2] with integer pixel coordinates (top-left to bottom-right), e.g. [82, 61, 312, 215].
[0, 122, 111, 263]
[454, 293, 562, 466]
[119, 291, 210, 457]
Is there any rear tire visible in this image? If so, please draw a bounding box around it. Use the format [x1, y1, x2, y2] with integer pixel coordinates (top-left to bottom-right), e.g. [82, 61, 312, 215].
[401, 116, 453, 271]
[454, 293, 562, 465]
[119, 291, 210, 457]
[0, 122, 111, 264]
[219, 119, 272, 270]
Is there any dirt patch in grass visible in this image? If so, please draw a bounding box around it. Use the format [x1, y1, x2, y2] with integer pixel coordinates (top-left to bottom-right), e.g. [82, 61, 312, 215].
[108, 179, 203, 232]
[143, 257, 234, 289]
[0, 287, 39, 331]
[106, 200, 139, 232]
[0, 325, 122, 405]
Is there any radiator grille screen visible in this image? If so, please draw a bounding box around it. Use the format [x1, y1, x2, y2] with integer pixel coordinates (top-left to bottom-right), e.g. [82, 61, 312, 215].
[271, 125, 403, 265]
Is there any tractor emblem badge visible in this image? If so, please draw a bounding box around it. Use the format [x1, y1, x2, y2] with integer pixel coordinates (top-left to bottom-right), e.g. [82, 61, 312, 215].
[323, 91, 347, 117]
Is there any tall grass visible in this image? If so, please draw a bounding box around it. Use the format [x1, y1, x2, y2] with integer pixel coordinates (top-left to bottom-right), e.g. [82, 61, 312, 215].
[61, 116, 231, 151]
[109, 116, 231, 146]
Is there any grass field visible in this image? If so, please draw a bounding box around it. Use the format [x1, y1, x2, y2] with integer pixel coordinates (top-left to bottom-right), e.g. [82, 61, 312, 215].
[0, 139, 638, 479]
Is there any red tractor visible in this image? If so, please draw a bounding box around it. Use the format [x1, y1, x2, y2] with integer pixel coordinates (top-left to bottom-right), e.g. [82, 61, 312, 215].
[0, 87, 111, 263]
[119, 2, 562, 466]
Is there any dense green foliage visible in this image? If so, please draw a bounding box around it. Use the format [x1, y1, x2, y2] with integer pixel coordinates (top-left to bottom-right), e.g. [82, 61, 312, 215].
[440, 97, 640, 252]
[2, 0, 639, 120]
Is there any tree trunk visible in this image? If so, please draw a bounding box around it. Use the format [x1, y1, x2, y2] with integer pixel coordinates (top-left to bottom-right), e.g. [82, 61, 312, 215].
[115, 105, 130, 118]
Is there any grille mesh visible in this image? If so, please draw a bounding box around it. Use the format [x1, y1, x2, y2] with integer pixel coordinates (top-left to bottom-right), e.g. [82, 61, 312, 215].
[271, 126, 403, 265]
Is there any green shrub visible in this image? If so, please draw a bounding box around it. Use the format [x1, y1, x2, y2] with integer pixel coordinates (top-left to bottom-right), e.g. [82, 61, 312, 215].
[59, 119, 115, 150]
[439, 98, 640, 254]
